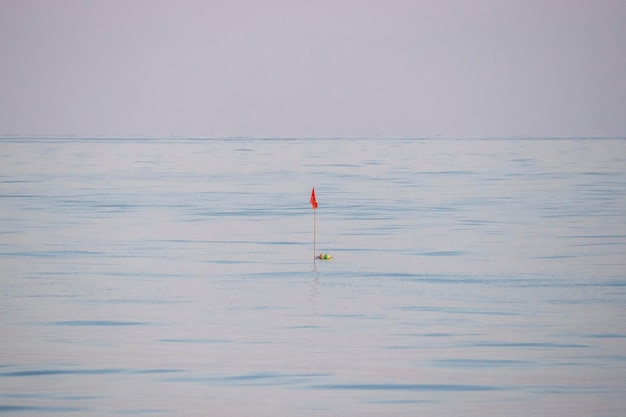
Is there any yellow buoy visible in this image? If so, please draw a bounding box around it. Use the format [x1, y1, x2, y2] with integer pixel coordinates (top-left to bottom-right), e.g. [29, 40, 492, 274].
[316, 253, 333, 260]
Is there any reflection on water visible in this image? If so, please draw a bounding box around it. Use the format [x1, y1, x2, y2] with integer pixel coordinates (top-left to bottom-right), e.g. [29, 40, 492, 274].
[1, 137, 626, 416]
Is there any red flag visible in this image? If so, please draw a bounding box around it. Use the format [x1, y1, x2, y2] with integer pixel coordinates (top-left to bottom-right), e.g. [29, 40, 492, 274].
[310, 187, 318, 209]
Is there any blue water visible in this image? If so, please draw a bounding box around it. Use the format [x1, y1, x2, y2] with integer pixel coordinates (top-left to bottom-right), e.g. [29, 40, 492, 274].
[1, 137, 625, 416]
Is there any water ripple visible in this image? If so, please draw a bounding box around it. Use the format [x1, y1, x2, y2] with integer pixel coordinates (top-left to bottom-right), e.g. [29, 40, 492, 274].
[44, 320, 151, 327]
[312, 383, 504, 392]
[0, 368, 181, 378]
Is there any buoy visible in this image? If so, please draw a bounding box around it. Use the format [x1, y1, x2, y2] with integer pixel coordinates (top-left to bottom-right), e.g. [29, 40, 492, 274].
[316, 253, 333, 260]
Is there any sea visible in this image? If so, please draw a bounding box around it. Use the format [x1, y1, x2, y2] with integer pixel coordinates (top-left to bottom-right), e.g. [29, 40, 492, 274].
[1, 137, 625, 416]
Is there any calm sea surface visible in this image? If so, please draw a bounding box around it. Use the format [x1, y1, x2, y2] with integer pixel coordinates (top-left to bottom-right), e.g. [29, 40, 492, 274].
[1, 137, 625, 416]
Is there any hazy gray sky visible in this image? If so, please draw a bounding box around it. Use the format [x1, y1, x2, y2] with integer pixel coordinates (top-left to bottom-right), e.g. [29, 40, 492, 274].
[1, 0, 625, 138]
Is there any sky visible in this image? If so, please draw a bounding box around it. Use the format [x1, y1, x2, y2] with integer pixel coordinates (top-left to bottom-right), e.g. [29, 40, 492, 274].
[1, 0, 625, 138]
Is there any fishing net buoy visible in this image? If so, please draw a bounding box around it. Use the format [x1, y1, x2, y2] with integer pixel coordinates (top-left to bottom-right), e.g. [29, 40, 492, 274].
[316, 253, 333, 260]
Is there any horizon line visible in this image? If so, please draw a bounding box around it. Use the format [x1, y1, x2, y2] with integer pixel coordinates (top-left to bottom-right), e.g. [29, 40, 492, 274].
[1, 134, 625, 141]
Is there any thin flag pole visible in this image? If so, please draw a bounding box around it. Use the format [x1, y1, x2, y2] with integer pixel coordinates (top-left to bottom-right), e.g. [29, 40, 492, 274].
[310, 187, 318, 269]
[313, 208, 316, 267]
